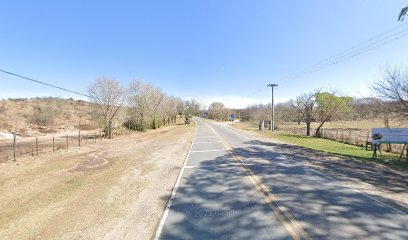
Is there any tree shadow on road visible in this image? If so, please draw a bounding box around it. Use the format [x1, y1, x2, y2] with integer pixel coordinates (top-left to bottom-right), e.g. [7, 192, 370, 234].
[245, 139, 408, 196]
[158, 144, 408, 240]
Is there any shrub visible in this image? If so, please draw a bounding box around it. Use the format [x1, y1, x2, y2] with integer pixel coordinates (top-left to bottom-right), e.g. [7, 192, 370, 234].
[30, 106, 60, 126]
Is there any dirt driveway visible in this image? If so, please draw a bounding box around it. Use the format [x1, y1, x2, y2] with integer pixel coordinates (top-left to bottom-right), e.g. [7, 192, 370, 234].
[0, 123, 195, 240]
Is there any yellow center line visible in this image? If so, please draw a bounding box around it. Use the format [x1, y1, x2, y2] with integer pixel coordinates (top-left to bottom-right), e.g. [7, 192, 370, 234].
[202, 121, 312, 240]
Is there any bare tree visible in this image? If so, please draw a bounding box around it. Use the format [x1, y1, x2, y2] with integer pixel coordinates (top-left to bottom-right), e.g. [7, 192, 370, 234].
[298, 91, 318, 136]
[162, 96, 179, 124]
[148, 87, 165, 129]
[128, 80, 156, 130]
[275, 101, 294, 123]
[208, 102, 228, 120]
[128, 80, 186, 129]
[88, 77, 124, 138]
[290, 97, 304, 124]
[183, 99, 200, 123]
[371, 65, 408, 119]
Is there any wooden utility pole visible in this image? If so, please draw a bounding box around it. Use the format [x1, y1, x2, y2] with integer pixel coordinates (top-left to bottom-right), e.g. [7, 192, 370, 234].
[36, 136, 38, 156]
[13, 132, 16, 161]
[267, 83, 278, 132]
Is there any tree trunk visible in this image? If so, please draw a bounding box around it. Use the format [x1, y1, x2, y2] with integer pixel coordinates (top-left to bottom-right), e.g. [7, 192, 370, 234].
[315, 120, 326, 138]
[306, 122, 311, 136]
[384, 117, 392, 152]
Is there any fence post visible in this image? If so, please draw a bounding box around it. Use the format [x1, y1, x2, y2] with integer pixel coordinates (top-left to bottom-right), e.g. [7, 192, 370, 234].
[13, 132, 16, 161]
[36, 136, 38, 156]
[78, 131, 81, 147]
[86, 134, 88, 146]
[348, 130, 351, 144]
[66, 135, 69, 149]
[365, 131, 370, 150]
[53, 136, 55, 153]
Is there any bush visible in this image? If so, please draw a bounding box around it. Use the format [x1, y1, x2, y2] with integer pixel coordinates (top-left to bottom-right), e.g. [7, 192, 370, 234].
[124, 119, 145, 131]
[30, 106, 59, 126]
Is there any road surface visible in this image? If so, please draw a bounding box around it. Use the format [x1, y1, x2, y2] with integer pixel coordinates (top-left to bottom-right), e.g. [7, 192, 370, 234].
[155, 119, 408, 240]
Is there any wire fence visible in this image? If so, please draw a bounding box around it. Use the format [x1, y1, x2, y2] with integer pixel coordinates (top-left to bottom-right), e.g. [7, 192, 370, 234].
[0, 131, 102, 163]
[277, 126, 406, 154]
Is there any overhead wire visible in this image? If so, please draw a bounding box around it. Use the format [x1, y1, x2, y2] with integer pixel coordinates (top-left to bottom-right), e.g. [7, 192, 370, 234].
[287, 22, 408, 80]
[295, 31, 408, 79]
[0, 68, 99, 101]
[289, 29, 408, 80]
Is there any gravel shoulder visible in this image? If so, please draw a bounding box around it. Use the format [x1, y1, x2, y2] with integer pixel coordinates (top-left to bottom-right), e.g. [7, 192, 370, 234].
[0, 123, 195, 240]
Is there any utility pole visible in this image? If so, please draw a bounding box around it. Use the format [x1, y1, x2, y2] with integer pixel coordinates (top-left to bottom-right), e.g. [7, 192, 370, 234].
[203, 106, 207, 118]
[267, 83, 278, 132]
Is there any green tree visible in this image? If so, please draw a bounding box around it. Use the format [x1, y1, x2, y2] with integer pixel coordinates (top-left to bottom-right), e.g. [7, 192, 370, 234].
[315, 92, 353, 137]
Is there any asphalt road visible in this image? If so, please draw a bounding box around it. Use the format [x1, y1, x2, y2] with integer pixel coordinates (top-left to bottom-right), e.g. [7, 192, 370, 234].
[155, 119, 408, 240]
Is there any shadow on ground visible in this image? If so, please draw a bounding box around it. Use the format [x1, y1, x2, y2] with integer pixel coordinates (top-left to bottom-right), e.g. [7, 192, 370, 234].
[159, 142, 408, 240]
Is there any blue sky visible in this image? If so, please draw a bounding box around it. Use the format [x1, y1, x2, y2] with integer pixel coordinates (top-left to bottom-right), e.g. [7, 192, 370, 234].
[1, 0, 407, 108]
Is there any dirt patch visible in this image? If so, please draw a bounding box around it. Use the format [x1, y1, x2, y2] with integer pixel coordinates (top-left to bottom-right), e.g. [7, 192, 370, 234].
[0, 123, 195, 240]
[68, 151, 111, 172]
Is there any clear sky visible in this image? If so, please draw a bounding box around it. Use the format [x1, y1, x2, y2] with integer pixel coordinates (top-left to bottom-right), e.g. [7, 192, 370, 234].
[1, 0, 407, 108]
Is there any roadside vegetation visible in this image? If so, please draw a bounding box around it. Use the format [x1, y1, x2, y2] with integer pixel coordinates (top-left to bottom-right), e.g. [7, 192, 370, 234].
[224, 64, 408, 167]
[88, 78, 200, 138]
[235, 121, 408, 170]
[0, 80, 200, 140]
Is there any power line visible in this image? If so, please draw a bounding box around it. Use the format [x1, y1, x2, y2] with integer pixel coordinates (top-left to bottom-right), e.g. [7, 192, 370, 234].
[287, 22, 408, 80]
[299, 31, 408, 78]
[287, 22, 408, 79]
[289, 29, 408, 80]
[0, 68, 97, 100]
[289, 26, 408, 80]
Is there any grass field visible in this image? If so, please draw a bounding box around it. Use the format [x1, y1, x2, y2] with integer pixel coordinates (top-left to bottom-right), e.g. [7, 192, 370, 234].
[277, 119, 408, 130]
[235, 121, 408, 170]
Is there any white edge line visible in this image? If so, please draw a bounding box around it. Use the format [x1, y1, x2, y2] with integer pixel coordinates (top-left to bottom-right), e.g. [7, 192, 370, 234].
[196, 136, 217, 138]
[193, 141, 222, 144]
[254, 136, 408, 215]
[190, 149, 225, 153]
[154, 121, 197, 240]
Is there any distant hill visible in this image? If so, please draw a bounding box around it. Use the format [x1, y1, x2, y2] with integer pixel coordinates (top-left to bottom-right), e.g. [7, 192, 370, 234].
[0, 97, 97, 137]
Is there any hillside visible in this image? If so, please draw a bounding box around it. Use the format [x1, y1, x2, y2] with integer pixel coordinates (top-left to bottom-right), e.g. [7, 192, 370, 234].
[0, 97, 96, 138]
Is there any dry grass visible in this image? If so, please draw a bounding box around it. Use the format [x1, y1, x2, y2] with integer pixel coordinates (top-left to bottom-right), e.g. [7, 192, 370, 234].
[0, 122, 195, 240]
[0, 98, 94, 134]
